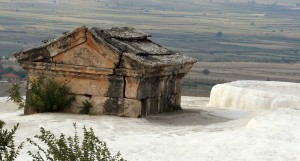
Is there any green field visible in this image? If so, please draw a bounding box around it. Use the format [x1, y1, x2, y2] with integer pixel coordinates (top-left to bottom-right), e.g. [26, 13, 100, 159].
[0, 0, 300, 62]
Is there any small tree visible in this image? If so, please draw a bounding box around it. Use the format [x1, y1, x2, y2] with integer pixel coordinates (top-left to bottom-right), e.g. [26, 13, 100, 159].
[0, 120, 24, 161]
[27, 124, 125, 161]
[4, 67, 15, 73]
[216, 31, 223, 38]
[202, 68, 210, 75]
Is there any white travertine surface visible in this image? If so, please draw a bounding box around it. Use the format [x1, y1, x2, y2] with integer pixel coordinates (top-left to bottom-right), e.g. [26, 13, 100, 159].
[1, 92, 300, 161]
[208, 80, 300, 110]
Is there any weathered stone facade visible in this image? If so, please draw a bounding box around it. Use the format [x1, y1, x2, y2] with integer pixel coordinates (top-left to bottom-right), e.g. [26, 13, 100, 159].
[15, 26, 197, 117]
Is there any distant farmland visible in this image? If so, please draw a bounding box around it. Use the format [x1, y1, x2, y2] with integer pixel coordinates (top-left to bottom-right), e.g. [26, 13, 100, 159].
[0, 0, 300, 62]
[1, 0, 300, 97]
[183, 62, 300, 97]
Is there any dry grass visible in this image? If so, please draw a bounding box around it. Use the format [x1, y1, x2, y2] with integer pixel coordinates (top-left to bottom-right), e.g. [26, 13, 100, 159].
[182, 62, 300, 97]
[188, 62, 300, 82]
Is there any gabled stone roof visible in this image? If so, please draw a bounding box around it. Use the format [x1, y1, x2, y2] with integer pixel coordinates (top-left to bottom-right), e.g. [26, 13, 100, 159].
[14, 26, 197, 68]
[97, 27, 150, 40]
[91, 27, 175, 55]
[15, 27, 87, 63]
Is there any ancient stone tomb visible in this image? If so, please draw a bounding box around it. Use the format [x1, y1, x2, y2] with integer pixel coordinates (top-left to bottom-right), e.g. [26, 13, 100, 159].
[15, 26, 197, 117]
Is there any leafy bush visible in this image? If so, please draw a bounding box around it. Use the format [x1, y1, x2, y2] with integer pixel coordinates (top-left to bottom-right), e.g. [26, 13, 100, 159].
[27, 124, 125, 161]
[79, 100, 92, 114]
[27, 76, 75, 112]
[7, 82, 25, 109]
[8, 76, 76, 113]
[0, 120, 24, 161]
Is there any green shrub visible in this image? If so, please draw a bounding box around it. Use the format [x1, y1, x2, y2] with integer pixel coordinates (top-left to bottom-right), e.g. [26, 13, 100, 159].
[79, 100, 92, 114]
[7, 82, 25, 109]
[0, 120, 24, 161]
[27, 76, 75, 112]
[7, 76, 76, 112]
[27, 124, 125, 161]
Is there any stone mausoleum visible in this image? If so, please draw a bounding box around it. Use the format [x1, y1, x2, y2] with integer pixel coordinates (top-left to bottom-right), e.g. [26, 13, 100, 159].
[15, 26, 197, 117]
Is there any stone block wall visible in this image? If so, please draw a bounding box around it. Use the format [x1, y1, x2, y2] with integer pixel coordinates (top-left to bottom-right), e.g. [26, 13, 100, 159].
[125, 74, 185, 116]
[24, 65, 185, 117]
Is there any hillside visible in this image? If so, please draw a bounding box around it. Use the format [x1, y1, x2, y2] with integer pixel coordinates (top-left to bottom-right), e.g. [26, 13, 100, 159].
[0, 0, 300, 62]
